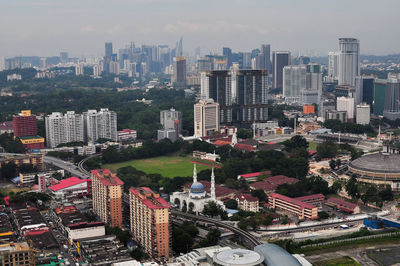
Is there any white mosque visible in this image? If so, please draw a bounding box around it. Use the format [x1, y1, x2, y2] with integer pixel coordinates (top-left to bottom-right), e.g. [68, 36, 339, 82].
[170, 164, 225, 214]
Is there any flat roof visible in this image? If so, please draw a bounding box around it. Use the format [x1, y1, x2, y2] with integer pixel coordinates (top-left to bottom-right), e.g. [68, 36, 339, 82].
[129, 187, 170, 210]
[349, 153, 400, 174]
[49, 177, 90, 191]
[213, 249, 264, 266]
[270, 193, 316, 210]
[92, 169, 124, 186]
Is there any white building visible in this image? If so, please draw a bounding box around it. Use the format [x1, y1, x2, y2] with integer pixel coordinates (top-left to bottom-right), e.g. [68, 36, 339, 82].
[93, 64, 101, 77]
[45, 111, 84, 148]
[84, 108, 117, 142]
[328, 51, 339, 79]
[356, 103, 371, 125]
[160, 107, 182, 132]
[337, 96, 355, 120]
[303, 63, 322, 105]
[194, 99, 220, 137]
[49, 176, 91, 199]
[170, 165, 225, 214]
[109, 61, 120, 75]
[75, 63, 84, 76]
[283, 65, 306, 103]
[7, 74, 22, 81]
[338, 38, 360, 86]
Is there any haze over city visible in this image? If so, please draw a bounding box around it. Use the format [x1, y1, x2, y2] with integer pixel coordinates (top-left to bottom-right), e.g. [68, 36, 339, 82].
[1, 0, 400, 57]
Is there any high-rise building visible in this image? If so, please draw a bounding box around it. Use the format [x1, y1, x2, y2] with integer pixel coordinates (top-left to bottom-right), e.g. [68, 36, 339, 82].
[383, 79, 400, 120]
[45, 112, 85, 148]
[92, 169, 124, 228]
[84, 108, 117, 142]
[355, 76, 374, 110]
[129, 187, 171, 259]
[328, 51, 339, 79]
[356, 103, 371, 125]
[75, 63, 84, 76]
[105, 42, 113, 58]
[283, 65, 307, 102]
[337, 96, 355, 120]
[109, 61, 120, 75]
[13, 110, 37, 138]
[261, 44, 271, 72]
[0, 242, 35, 266]
[272, 51, 291, 88]
[338, 38, 360, 86]
[194, 99, 220, 137]
[173, 56, 187, 89]
[303, 63, 323, 105]
[223, 47, 232, 68]
[160, 108, 182, 132]
[374, 79, 387, 116]
[93, 64, 101, 77]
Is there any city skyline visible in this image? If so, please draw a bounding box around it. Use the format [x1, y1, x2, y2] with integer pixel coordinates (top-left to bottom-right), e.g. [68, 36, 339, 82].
[1, 0, 400, 57]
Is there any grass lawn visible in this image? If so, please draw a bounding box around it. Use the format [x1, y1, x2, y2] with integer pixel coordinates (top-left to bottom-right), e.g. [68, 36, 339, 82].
[0, 187, 30, 196]
[313, 256, 361, 266]
[103, 155, 211, 178]
[308, 141, 319, 151]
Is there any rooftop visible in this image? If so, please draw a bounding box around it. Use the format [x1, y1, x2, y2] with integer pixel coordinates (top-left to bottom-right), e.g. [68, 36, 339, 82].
[213, 248, 264, 266]
[250, 175, 298, 191]
[49, 176, 90, 191]
[295, 194, 325, 202]
[129, 187, 171, 210]
[18, 135, 44, 140]
[349, 153, 400, 174]
[92, 169, 124, 186]
[327, 197, 358, 210]
[239, 171, 271, 179]
[270, 193, 316, 210]
[236, 194, 258, 202]
[183, 181, 237, 198]
[254, 243, 302, 266]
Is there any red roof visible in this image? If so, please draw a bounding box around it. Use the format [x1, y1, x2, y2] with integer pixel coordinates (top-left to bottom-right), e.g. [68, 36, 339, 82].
[236, 193, 258, 202]
[250, 175, 298, 192]
[0, 121, 13, 130]
[308, 150, 317, 156]
[269, 193, 316, 210]
[129, 187, 170, 210]
[295, 194, 325, 202]
[213, 140, 232, 146]
[92, 169, 124, 186]
[234, 143, 255, 152]
[239, 171, 271, 179]
[49, 177, 90, 192]
[327, 197, 358, 210]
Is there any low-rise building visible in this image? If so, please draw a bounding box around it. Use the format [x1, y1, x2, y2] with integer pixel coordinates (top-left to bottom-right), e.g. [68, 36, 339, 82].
[49, 176, 91, 199]
[237, 171, 271, 182]
[117, 129, 137, 142]
[326, 197, 360, 214]
[294, 194, 325, 207]
[268, 193, 318, 220]
[249, 175, 299, 194]
[0, 121, 13, 134]
[0, 154, 43, 172]
[0, 242, 34, 266]
[236, 194, 259, 212]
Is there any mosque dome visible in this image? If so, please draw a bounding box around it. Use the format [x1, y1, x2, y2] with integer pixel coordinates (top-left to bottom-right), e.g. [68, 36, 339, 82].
[190, 182, 205, 194]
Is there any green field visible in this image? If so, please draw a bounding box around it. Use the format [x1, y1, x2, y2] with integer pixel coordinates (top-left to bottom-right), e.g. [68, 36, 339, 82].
[314, 256, 361, 266]
[103, 155, 211, 178]
[308, 141, 318, 151]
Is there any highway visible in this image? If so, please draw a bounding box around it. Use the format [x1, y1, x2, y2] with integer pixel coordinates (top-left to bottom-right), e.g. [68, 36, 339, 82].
[44, 155, 90, 178]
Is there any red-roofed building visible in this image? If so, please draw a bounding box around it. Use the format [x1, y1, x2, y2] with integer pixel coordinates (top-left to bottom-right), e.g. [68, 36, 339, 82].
[235, 194, 259, 212]
[269, 193, 318, 220]
[237, 171, 272, 182]
[91, 169, 124, 228]
[326, 197, 360, 214]
[183, 181, 237, 201]
[129, 187, 171, 259]
[233, 143, 256, 152]
[295, 194, 325, 207]
[213, 139, 232, 146]
[49, 177, 91, 199]
[249, 175, 299, 194]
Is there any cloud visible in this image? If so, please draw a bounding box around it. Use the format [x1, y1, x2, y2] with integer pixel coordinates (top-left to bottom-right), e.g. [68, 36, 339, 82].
[80, 25, 95, 33]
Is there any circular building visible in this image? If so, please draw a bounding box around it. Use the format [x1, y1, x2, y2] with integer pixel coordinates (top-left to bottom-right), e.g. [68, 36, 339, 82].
[213, 249, 264, 266]
[348, 153, 400, 190]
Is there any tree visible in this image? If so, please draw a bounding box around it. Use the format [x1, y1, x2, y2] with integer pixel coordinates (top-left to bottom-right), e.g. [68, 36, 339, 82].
[1, 162, 17, 179]
[172, 227, 193, 254]
[379, 186, 394, 202]
[330, 180, 342, 194]
[225, 199, 238, 210]
[318, 211, 330, 220]
[346, 175, 360, 200]
[283, 135, 309, 152]
[317, 141, 338, 159]
[202, 201, 225, 218]
[251, 189, 267, 202]
[199, 229, 221, 247]
[329, 159, 336, 170]
[237, 128, 253, 139]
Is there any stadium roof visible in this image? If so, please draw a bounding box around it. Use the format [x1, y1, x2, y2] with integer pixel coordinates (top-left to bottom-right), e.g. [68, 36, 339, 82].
[349, 153, 400, 174]
[254, 243, 302, 266]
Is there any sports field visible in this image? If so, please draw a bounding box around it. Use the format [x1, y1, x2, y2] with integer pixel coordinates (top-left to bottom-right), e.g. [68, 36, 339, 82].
[103, 155, 210, 178]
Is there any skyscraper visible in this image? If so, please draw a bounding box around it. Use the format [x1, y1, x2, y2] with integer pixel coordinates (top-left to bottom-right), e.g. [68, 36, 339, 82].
[129, 187, 171, 259]
[383, 79, 400, 120]
[355, 76, 374, 109]
[160, 108, 182, 132]
[303, 63, 323, 104]
[173, 56, 187, 89]
[45, 112, 85, 148]
[356, 103, 371, 125]
[338, 38, 360, 86]
[337, 96, 355, 121]
[176, 37, 183, 57]
[283, 65, 307, 102]
[105, 42, 113, 58]
[272, 51, 291, 88]
[84, 108, 117, 142]
[13, 110, 37, 138]
[75, 63, 84, 76]
[261, 44, 271, 72]
[328, 51, 339, 79]
[223, 47, 232, 68]
[92, 169, 124, 228]
[194, 99, 220, 137]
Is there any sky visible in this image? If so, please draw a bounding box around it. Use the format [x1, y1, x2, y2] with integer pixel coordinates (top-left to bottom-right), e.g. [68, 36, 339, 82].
[1, 0, 399, 57]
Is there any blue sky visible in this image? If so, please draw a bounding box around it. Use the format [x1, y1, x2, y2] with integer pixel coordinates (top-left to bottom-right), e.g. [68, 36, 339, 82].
[0, 0, 399, 57]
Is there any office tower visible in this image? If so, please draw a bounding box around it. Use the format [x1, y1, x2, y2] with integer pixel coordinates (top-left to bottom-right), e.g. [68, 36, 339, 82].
[337, 96, 355, 120]
[338, 38, 360, 86]
[374, 79, 387, 116]
[303, 63, 323, 104]
[355, 76, 374, 109]
[109, 61, 120, 75]
[223, 47, 232, 68]
[0, 242, 35, 265]
[194, 99, 220, 137]
[60, 52, 69, 62]
[272, 51, 291, 88]
[160, 108, 182, 132]
[283, 65, 307, 102]
[241, 52, 252, 69]
[93, 64, 101, 77]
[105, 42, 113, 58]
[197, 58, 213, 72]
[13, 110, 37, 137]
[261, 44, 271, 71]
[176, 37, 183, 57]
[129, 187, 171, 259]
[92, 169, 124, 228]
[356, 103, 371, 125]
[328, 52, 339, 79]
[298, 56, 310, 65]
[173, 56, 187, 89]
[75, 63, 84, 76]
[235, 70, 269, 123]
[383, 79, 400, 120]
[0, 56, 5, 71]
[45, 111, 85, 148]
[84, 108, 118, 142]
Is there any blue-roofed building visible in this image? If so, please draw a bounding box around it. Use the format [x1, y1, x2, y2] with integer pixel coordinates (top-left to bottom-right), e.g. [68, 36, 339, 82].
[254, 243, 303, 266]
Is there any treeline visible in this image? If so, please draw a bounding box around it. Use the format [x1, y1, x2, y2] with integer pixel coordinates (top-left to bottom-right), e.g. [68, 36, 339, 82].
[316, 141, 363, 160]
[324, 119, 376, 136]
[0, 133, 25, 153]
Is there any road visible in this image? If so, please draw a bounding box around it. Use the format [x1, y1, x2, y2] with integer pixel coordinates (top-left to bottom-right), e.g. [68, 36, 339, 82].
[44, 156, 90, 179]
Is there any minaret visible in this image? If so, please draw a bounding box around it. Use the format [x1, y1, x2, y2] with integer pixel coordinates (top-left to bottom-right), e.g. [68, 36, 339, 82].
[231, 132, 238, 147]
[211, 168, 216, 200]
[193, 163, 197, 183]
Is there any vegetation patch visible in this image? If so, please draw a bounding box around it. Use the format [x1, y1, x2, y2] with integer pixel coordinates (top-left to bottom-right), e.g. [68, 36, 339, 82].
[313, 256, 361, 266]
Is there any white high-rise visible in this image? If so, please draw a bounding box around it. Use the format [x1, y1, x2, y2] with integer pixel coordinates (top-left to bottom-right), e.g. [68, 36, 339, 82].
[337, 96, 355, 120]
[84, 108, 117, 142]
[328, 52, 339, 79]
[356, 103, 371, 125]
[45, 111, 84, 148]
[194, 99, 220, 137]
[93, 64, 101, 77]
[338, 38, 360, 86]
[303, 63, 323, 105]
[75, 63, 84, 76]
[283, 65, 306, 102]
